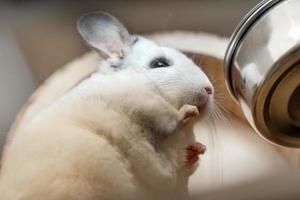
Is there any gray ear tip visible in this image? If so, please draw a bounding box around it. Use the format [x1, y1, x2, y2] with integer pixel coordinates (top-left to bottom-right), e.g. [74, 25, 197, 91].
[77, 11, 127, 39]
[76, 11, 131, 60]
[77, 12, 98, 27]
[77, 12, 115, 26]
[77, 12, 101, 34]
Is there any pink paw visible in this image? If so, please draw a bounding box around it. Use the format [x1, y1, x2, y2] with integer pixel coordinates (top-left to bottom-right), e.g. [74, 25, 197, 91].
[179, 105, 199, 127]
[186, 142, 206, 165]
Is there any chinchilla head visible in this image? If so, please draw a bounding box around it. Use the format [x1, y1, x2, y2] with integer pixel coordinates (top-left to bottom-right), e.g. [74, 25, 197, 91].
[77, 12, 214, 112]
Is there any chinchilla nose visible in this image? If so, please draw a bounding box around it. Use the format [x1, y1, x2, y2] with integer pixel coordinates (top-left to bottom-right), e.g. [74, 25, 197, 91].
[196, 86, 213, 108]
[204, 86, 213, 95]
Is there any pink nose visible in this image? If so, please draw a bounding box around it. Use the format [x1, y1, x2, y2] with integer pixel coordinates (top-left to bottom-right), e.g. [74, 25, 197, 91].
[196, 86, 213, 108]
[204, 86, 213, 95]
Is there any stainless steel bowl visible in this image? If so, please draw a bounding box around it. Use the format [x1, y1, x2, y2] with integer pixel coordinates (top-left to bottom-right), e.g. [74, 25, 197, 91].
[225, 0, 300, 148]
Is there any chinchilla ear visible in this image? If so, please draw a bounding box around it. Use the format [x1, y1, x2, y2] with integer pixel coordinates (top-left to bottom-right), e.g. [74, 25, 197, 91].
[77, 12, 135, 64]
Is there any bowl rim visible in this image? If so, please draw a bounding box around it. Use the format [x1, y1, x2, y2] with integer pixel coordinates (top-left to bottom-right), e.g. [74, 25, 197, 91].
[224, 0, 283, 99]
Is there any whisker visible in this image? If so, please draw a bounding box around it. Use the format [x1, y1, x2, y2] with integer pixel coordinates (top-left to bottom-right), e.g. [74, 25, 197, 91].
[160, 9, 173, 32]
[202, 98, 235, 186]
[205, 112, 224, 186]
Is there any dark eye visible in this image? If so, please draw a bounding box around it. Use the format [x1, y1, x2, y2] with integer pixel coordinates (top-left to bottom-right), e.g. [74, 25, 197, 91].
[150, 57, 171, 68]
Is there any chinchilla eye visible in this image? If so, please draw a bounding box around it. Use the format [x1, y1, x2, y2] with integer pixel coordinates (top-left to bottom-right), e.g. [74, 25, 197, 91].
[150, 57, 171, 68]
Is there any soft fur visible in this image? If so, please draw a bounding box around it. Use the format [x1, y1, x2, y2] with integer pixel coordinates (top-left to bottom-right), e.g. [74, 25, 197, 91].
[0, 12, 213, 200]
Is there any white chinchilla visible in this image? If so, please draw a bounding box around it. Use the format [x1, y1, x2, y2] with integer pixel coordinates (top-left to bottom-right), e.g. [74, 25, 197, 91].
[0, 12, 214, 200]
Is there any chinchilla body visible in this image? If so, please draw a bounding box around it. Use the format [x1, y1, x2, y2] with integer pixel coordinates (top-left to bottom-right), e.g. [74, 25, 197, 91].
[0, 12, 213, 200]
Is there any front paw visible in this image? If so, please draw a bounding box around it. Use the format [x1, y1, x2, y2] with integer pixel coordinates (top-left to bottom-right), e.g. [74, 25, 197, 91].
[178, 105, 199, 128]
[186, 142, 206, 164]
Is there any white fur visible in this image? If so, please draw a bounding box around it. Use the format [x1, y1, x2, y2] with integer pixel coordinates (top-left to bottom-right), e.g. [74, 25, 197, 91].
[0, 13, 213, 200]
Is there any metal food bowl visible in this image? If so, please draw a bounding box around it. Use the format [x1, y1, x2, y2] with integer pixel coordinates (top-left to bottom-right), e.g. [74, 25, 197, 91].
[225, 0, 300, 148]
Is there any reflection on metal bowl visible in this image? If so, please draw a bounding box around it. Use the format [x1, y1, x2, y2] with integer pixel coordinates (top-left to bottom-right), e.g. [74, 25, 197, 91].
[225, 0, 300, 148]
